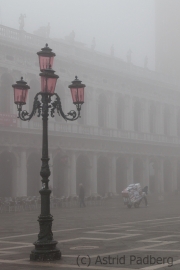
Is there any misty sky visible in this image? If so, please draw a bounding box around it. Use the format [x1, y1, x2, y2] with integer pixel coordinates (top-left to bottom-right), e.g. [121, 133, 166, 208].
[0, 0, 155, 69]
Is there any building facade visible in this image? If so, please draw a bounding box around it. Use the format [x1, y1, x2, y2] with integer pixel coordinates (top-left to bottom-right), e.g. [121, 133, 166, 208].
[0, 24, 180, 198]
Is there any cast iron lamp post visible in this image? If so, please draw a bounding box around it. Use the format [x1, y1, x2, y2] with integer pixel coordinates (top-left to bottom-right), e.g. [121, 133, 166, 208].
[12, 44, 86, 261]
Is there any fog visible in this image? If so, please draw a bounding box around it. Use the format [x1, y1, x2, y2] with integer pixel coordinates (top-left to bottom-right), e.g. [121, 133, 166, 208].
[0, 0, 155, 68]
[1, 0, 180, 267]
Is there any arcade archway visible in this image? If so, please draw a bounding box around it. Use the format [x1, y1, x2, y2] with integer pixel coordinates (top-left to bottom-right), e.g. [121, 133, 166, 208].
[164, 159, 172, 192]
[149, 158, 158, 193]
[133, 157, 143, 185]
[27, 152, 41, 196]
[76, 155, 90, 196]
[0, 151, 17, 197]
[116, 156, 127, 194]
[53, 153, 68, 197]
[97, 156, 109, 196]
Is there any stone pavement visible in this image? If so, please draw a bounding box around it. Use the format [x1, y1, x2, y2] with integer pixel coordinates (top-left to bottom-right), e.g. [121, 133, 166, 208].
[0, 197, 180, 269]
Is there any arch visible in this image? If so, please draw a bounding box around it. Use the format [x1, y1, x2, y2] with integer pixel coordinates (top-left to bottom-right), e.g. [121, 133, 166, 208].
[133, 157, 143, 185]
[53, 152, 68, 197]
[149, 158, 158, 193]
[0, 151, 17, 197]
[98, 94, 107, 128]
[27, 152, 41, 196]
[0, 73, 13, 113]
[149, 103, 156, 134]
[133, 99, 142, 132]
[163, 105, 170, 136]
[116, 156, 127, 194]
[76, 155, 90, 196]
[117, 96, 124, 130]
[97, 156, 109, 196]
[163, 159, 172, 192]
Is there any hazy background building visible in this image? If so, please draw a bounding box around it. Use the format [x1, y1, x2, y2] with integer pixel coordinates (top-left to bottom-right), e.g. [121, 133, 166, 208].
[156, 0, 180, 78]
[0, 0, 180, 198]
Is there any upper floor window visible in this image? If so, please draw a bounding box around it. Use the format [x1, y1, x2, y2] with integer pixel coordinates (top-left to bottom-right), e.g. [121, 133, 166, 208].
[149, 103, 156, 134]
[133, 100, 142, 132]
[0, 73, 13, 113]
[98, 94, 107, 128]
[29, 79, 39, 112]
[163, 105, 170, 136]
[77, 89, 87, 125]
[117, 96, 124, 130]
[54, 82, 65, 123]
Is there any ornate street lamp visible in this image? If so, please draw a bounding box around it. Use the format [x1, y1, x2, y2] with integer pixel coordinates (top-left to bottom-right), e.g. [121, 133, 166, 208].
[12, 44, 85, 261]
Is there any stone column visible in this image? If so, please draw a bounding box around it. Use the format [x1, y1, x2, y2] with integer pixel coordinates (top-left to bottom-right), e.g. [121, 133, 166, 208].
[143, 156, 149, 188]
[128, 97, 133, 131]
[126, 156, 133, 185]
[90, 153, 97, 195]
[93, 89, 98, 126]
[109, 156, 116, 194]
[69, 152, 77, 196]
[156, 102, 163, 134]
[172, 106, 177, 137]
[142, 99, 148, 133]
[157, 158, 164, 193]
[171, 159, 178, 192]
[18, 149, 27, 196]
[124, 95, 129, 130]
[110, 93, 117, 129]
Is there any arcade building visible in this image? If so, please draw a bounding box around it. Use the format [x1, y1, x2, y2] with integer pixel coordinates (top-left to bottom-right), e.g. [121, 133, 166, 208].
[0, 24, 180, 198]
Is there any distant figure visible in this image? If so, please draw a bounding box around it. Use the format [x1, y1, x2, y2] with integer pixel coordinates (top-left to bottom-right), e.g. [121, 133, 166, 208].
[142, 186, 148, 195]
[91, 37, 96, 51]
[144, 55, 148, 69]
[79, 183, 85, 207]
[142, 186, 148, 206]
[19, 14, 26, 31]
[126, 49, 132, 63]
[110, 44, 114, 57]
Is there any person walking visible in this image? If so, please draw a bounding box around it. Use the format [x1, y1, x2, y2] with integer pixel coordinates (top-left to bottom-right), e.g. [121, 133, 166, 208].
[79, 183, 86, 207]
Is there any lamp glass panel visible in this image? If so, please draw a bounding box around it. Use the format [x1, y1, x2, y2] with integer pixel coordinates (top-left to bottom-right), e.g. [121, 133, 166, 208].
[78, 87, 84, 103]
[14, 88, 28, 104]
[39, 56, 54, 70]
[41, 77, 57, 94]
[70, 87, 84, 104]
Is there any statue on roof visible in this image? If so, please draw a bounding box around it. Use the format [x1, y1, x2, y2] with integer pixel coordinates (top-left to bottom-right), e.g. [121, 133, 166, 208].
[19, 14, 26, 31]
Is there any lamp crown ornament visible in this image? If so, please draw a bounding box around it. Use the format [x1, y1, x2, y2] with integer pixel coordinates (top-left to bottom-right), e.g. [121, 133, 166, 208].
[38, 43, 56, 56]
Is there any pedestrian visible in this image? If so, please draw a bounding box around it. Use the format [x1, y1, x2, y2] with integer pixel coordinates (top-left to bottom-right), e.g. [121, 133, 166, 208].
[142, 186, 148, 206]
[79, 183, 86, 207]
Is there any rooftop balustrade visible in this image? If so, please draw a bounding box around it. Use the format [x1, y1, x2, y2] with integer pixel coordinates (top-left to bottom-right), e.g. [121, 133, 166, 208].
[0, 24, 180, 86]
[13, 119, 180, 146]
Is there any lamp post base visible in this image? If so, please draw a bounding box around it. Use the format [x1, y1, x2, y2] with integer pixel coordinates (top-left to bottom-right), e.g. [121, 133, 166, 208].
[30, 240, 61, 261]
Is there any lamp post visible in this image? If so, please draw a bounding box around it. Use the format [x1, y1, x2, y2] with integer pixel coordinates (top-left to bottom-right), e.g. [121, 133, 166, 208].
[12, 44, 85, 261]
